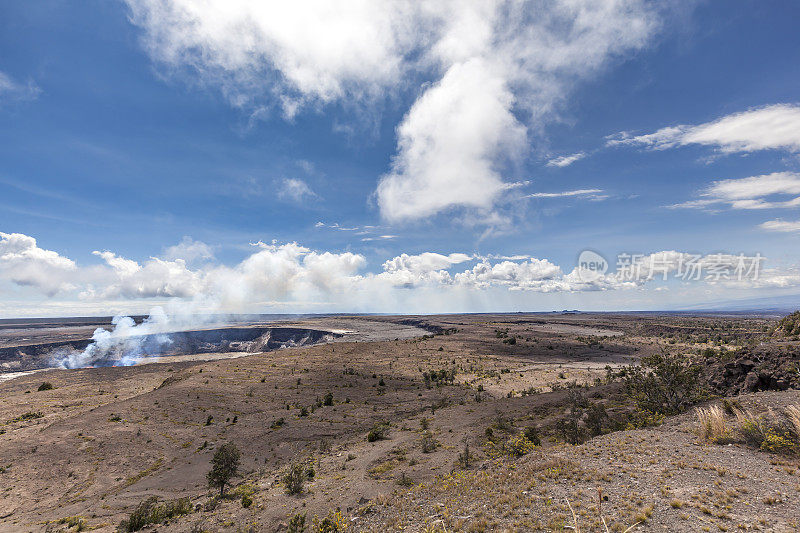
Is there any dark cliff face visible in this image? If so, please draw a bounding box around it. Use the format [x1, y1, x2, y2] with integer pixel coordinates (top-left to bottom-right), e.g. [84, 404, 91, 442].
[703, 345, 800, 395]
[0, 326, 339, 372]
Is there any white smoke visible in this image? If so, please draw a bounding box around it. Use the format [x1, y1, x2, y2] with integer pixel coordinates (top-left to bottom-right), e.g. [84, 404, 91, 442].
[53, 306, 191, 368]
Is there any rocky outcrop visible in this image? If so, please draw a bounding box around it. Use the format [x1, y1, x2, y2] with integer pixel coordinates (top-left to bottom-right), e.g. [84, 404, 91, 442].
[704, 346, 800, 395]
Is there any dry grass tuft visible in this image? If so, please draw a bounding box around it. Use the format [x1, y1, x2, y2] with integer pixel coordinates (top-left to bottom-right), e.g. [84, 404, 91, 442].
[786, 405, 800, 439]
[695, 405, 730, 444]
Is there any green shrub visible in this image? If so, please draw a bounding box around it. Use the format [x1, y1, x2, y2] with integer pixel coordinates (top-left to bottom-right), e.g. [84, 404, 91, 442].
[420, 430, 438, 453]
[288, 512, 307, 533]
[367, 422, 390, 442]
[523, 426, 541, 446]
[10, 411, 43, 422]
[283, 461, 306, 495]
[118, 496, 192, 532]
[313, 510, 347, 533]
[505, 433, 536, 457]
[760, 427, 797, 454]
[54, 516, 88, 531]
[620, 351, 704, 416]
[776, 311, 800, 336]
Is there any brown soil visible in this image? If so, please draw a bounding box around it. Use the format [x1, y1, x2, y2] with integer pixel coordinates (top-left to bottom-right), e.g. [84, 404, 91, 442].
[0, 312, 797, 532]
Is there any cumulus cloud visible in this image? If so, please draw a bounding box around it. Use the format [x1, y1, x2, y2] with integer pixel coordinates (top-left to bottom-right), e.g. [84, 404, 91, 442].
[455, 258, 561, 290]
[609, 104, 800, 154]
[546, 152, 586, 167]
[7, 232, 792, 316]
[669, 172, 800, 210]
[91, 250, 203, 299]
[124, 0, 660, 221]
[162, 236, 214, 263]
[124, 0, 413, 113]
[377, 252, 472, 287]
[377, 58, 527, 221]
[0, 232, 76, 296]
[277, 178, 316, 203]
[376, 1, 657, 221]
[384, 252, 471, 273]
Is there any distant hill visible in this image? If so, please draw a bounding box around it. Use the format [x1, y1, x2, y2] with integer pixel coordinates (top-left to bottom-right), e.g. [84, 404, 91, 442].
[678, 293, 800, 314]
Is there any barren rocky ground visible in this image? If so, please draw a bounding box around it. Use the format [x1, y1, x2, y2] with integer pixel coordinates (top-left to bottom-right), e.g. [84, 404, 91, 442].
[1, 312, 798, 532]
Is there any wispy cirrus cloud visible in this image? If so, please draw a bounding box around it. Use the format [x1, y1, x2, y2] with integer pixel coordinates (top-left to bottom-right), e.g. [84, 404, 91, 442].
[760, 219, 800, 233]
[360, 235, 397, 242]
[0, 71, 40, 107]
[276, 178, 317, 203]
[669, 172, 800, 210]
[608, 104, 800, 154]
[546, 152, 586, 167]
[524, 188, 606, 200]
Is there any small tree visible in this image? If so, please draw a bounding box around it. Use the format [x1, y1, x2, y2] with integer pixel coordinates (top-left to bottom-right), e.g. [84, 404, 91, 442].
[621, 351, 703, 416]
[207, 442, 240, 497]
[283, 461, 306, 494]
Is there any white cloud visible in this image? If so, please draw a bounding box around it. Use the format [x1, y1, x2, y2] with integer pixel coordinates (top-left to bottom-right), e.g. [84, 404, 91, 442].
[378, 252, 472, 287]
[759, 219, 800, 233]
[669, 172, 800, 210]
[92, 250, 203, 299]
[383, 252, 471, 273]
[277, 178, 316, 203]
[162, 236, 214, 262]
[376, 1, 657, 221]
[376, 58, 527, 221]
[455, 258, 560, 290]
[609, 104, 800, 154]
[524, 188, 605, 199]
[0, 232, 76, 296]
[125, 0, 659, 222]
[361, 235, 397, 242]
[546, 152, 586, 167]
[0, 71, 40, 106]
[9, 232, 793, 316]
[124, 0, 413, 114]
[315, 221, 361, 231]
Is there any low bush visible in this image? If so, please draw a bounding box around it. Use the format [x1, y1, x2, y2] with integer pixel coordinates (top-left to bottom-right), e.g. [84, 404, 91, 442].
[420, 430, 438, 453]
[367, 422, 390, 442]
[505, 433, 537, 457]
[10, 411, 43, 422]
[618, 351, 704, 416]
[288, 512, 306, 533]
[118, 496, 192, 532]
[313, 510, 347, 533]
[53, 516, 88, 532]
[37, 382, 54, 391]
[283, 461, 308, 495]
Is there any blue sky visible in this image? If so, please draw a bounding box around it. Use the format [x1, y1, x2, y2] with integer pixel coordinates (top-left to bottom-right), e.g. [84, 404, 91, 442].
[1, 0, 800, 317]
